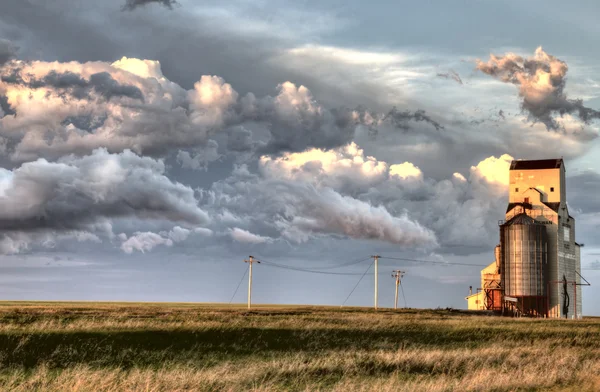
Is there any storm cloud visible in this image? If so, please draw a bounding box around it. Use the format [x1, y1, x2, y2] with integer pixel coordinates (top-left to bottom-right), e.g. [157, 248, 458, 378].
[1, 0, 599, 312]
[201, 162, 438, 248]
[197, 144, 516, 251]
[257, 144, 511, 248]
[0, 57, 442, 162]
[0, 148, 208, 254]
[1, 68, 144, 101]
[121, 0, 178, 11]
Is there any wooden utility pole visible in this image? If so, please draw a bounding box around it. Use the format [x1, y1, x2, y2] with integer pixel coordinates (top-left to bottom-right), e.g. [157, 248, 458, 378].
[244, 256, 260, 309]
[371, 255, 380, 310]
[392, 270, 405, 310]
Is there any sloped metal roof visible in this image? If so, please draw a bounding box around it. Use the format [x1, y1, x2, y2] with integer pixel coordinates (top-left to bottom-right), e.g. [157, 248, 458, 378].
[543, 202, 560, 212]
[503, 213, 537, 226]
[510, 159, 563, 170]
[506, 202, 532, 213]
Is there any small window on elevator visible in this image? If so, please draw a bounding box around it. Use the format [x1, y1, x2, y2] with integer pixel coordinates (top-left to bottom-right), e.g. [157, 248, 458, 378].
[515, 188, 519, 192]
[550, 187, 555, 192]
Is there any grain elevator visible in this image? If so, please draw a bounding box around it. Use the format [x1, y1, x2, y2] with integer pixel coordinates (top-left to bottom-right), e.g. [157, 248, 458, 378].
[466, 159, 583, 318]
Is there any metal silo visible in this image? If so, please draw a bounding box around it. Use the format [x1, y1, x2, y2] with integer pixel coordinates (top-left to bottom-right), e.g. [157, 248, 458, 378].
[501, 213, 548, 316]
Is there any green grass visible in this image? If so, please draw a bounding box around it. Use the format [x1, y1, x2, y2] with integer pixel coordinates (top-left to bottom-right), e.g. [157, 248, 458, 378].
[0, 302, 598, 391]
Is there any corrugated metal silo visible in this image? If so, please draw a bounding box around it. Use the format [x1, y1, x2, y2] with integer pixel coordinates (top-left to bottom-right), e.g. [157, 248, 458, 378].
[500, 214, 548, 315]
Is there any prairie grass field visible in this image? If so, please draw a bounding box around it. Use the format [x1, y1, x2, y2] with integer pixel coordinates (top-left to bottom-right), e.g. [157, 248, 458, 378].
[0, 302, 599, 391]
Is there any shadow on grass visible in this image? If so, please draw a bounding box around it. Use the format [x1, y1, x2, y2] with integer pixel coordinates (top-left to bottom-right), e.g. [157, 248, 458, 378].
[1, 324, 596, 370]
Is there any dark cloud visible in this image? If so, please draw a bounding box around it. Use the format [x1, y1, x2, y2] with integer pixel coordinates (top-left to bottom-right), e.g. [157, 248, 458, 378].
[0, 59, 195, 160]
[121, 0, 178, 11]
[0, 61, 442, 162]
[249, 89, 361, 154]
[201, 163, 438, 247]
[0, 4, 590, 255]
[436, 69, 463, 85]
[243, 84, 443, 155]
[0, 149, 208, 254]
[226, 126, 256, 153]
[355, 116, 594, 183]
[176, 140, 222, 171]
[0, 0, 128, 64]
[476, 47, 600, 130]
[37, 71, 88, 89]
[89, 72, 145, 101]
[383, 108, 444, 132]
[61, 114, 108, 132]
[197, 147, 514, 252]
[1, 69, 144, 102]
[0, 0, 402, 112]
[0, 94, 15, 116]
[0, 39, 17, 65]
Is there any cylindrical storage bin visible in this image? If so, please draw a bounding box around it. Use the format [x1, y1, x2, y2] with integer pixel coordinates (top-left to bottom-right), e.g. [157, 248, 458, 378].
[501, 214, 548, 297]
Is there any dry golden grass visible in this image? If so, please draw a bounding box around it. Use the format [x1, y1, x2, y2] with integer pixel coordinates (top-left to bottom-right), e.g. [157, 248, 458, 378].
[0, 302, 599, 391]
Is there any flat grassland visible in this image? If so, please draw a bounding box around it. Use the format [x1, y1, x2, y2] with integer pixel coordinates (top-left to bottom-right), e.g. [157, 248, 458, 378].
[0, 302, 599, 391]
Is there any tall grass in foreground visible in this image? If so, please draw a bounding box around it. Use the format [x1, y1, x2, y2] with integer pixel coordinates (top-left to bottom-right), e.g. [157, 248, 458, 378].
[0, 303, 598, 391]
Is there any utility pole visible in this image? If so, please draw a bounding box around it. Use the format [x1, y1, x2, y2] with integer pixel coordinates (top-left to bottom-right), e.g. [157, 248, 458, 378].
[371, 255, 380, 310]
[244, 256, 260, 309]
[391, 270, 405, 310]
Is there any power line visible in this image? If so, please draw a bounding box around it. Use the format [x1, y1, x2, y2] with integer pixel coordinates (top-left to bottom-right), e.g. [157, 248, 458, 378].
[257, 258, 370, 276]
[257, 255, 371, 270]
[229, 264, 249, 304]
[261, 262, 366, 275]
[341, 259, 374, 307]
[253, 254, 488, 276]
[254, 253, 600, 272]
[303, 256, 372, 270]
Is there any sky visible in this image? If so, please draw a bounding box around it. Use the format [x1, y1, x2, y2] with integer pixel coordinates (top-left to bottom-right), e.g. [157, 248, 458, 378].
[1, 0, 600, 314]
